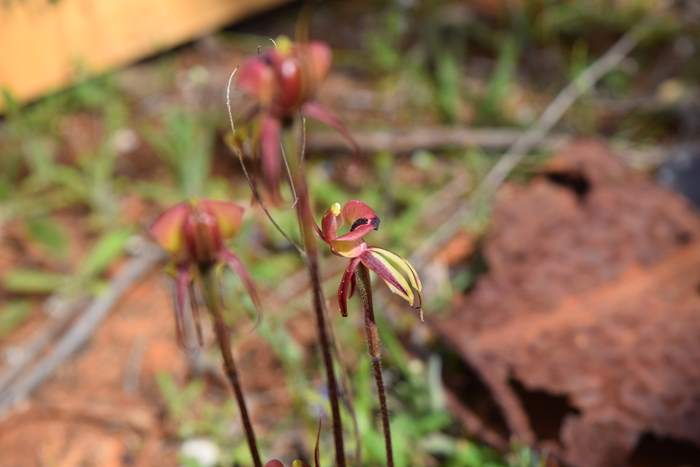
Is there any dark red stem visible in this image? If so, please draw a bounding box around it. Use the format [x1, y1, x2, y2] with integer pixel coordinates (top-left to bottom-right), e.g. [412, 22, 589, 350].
[287, 120, 346, 467]
[202, 268, 263, 467]
[356, 264, 395, 467]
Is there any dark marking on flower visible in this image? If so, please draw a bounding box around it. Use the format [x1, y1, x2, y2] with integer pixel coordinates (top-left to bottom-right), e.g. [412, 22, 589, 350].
[350, 216, 381, 232]
[350, 218, 368, 231]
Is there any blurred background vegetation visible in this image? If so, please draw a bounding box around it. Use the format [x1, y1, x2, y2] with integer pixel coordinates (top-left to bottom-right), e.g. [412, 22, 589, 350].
[1, 1, 699, 466]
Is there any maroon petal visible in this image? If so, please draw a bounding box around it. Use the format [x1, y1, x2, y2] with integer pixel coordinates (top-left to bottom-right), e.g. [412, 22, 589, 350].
[237, 56, 276, 106]
[260, 114, 282, 199]
[313, 417, 322, 467]
[360, 250, 409, 297]
[338, 257, 361, 317]
[341, 200, 378, 224]
[174, 265, 191, 347]
[188, 281, 204, 347]
[350, 270, 357, 298]
[334, 222, 376, 242]
[220, 249, 261, 311]
[320, 203, 340, 242]
[302, 101, 358, 154]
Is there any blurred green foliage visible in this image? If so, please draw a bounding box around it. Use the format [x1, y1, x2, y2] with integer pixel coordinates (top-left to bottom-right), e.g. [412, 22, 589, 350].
[3, 0, 698, 465]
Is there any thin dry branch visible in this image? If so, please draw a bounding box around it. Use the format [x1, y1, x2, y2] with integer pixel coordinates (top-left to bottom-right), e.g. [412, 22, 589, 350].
[0, 299, 82, 394]
[412, 22, 649, 267]
[307, 126, 666, 171]
[307, 127, 567, 155]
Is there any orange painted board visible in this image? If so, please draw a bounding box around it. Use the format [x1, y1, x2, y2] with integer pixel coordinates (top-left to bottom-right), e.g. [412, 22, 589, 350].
[0, 0, 287, 108]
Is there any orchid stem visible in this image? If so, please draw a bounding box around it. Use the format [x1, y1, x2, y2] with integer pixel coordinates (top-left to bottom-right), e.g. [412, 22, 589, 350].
[287, 120, 347, 467]
[201, 267, 263, 467]
[224, 68, 305, 257]
[356, 264, 395, 467]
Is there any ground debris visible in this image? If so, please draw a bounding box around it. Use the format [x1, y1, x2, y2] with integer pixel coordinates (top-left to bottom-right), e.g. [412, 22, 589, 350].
[435, 140, 700, 467]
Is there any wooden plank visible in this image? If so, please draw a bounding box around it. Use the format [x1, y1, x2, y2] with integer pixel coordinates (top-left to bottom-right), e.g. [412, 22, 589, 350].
[0, 0, 287, 108]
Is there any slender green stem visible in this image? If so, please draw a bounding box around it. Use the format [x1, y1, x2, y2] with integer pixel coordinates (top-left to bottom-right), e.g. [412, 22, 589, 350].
[356, 264, 395, 467]
[201, 268, 263, 467]
[286, 121, 346, 467]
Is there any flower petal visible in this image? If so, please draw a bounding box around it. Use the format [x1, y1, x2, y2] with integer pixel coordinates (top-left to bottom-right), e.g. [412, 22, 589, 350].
[349, 272, 356, 299]
[330, 239, 367, 258]
[238, 57, 276, 106]
[188, 280, 204, 346]
[276, 55, 303, 111]
[338, 257, 361, 317]
[341, 200, 378, 226]
[313, 418, 322, 467]
[360, 250, 414, 306]
[370, 247, 423, 316]
[198, 200, 245, 240]
[174, 265, 191, 347]
[302, 101, 358, 155]
[320, 202, 340, 242]
[220, 249, 261, 312]
[334, 222, 377, 242]
[304, 42, 332, 86]
[260, 115, 282, 200]
[150, 202, 189, 254]
[369, 247, 422, 293]
[264, 461, 284, 467]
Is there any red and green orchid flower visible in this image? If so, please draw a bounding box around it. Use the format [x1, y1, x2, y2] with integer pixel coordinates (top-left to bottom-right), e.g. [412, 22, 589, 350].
[237, 36, 357, 199]
[149, 199, 260, 344]
[318, 200, 423, 320]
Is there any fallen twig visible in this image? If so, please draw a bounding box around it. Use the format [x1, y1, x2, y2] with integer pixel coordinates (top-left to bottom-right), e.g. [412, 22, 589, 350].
[307, 126, 666, 170]
[0, 242, 164, 417]
[0, 298, 82, 394]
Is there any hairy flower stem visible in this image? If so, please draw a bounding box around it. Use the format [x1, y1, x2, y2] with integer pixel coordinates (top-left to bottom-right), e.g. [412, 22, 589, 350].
[356, 264, 395, 467]
[201, 267, 263, 467]
[286, 124, 347, 467]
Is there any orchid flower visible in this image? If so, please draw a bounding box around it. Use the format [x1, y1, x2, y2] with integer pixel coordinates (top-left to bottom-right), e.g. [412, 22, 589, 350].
[149, 199, 260, 345]
[318, 200, 423, 320]
[150, 199, 265, 466]
[237, 36, 357, 199]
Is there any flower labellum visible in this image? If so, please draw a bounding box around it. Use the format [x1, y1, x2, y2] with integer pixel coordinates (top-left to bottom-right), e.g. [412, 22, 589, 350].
[318, 200, 423, 319]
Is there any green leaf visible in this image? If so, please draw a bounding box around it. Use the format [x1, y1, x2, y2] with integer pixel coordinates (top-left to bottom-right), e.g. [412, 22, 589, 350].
[1, 88, 20, 117]
[435, 49, 461, 122]
[2, 268, 66, 294]
[0, 300, 32, 338]
[76, 228, 132, 279]
[25, 218, 68, 257]
[479, 36, 519, 124]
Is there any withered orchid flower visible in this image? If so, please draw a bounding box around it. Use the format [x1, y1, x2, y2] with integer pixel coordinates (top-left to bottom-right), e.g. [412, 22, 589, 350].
[149, 199, 259, 345]
[318, 200, 423, 319]
[237, 36, 357, 199]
